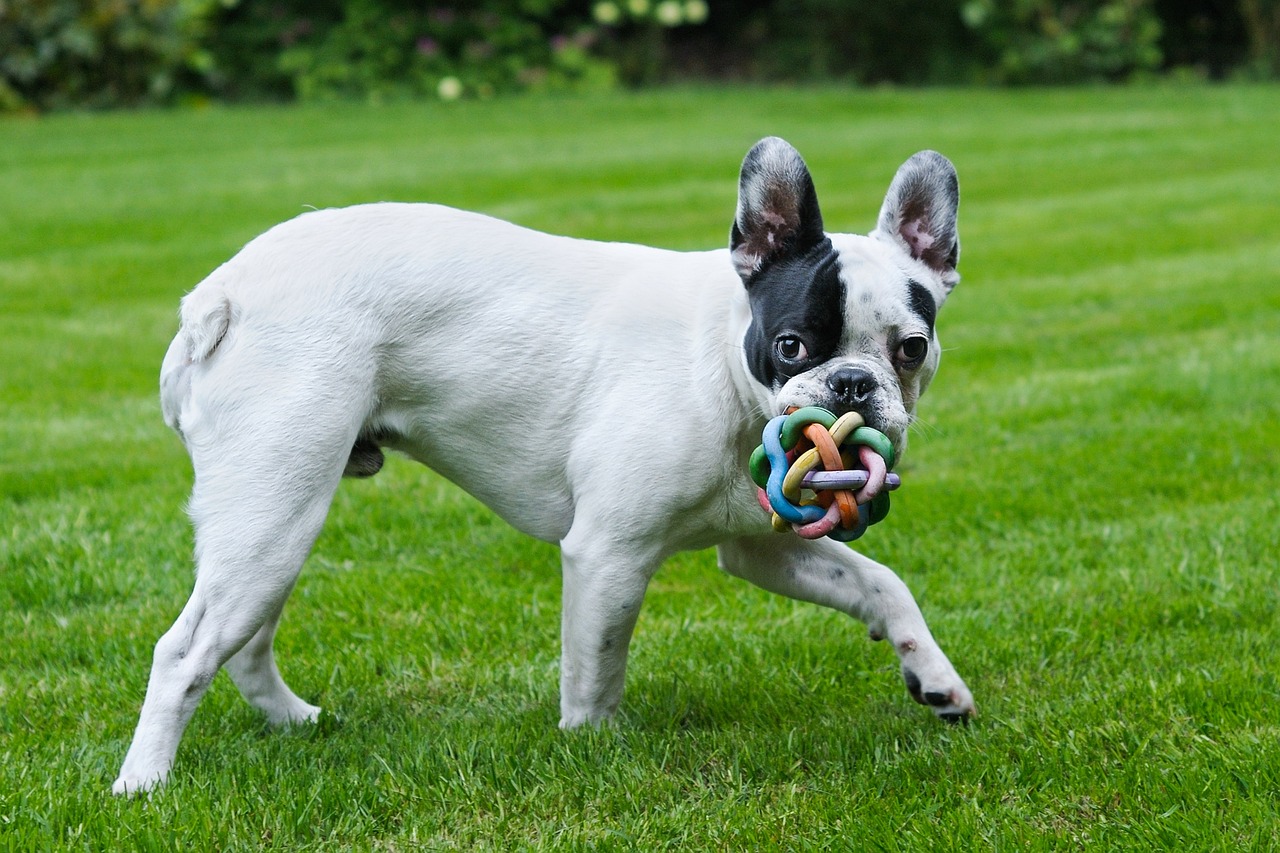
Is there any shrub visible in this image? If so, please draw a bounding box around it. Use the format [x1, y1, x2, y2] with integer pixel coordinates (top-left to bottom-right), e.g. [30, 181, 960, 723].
[205, 0, 618, 103]
[587, 0, 710, 85]
[0, 0, 218, 111]
[1238, 0, 1280, 77]
[1, 0, 1273, 112]
[960, 0, 1164, 83]
[672, 0, 981, 85]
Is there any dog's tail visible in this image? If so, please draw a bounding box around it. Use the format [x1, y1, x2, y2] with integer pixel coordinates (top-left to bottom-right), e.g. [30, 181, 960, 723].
[176, 281, 235, 365]
[160, 279, 237, 436]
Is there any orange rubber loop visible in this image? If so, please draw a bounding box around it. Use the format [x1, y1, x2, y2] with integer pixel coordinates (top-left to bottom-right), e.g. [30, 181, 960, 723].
[803, 423, 858, 528]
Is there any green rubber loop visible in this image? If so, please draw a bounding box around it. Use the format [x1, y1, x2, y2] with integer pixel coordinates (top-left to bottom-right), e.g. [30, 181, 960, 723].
[849, 426, 895, 470]
[780, 406, 838, 450]
[749, 445, 770, 488]
[868, 492, 891, 524]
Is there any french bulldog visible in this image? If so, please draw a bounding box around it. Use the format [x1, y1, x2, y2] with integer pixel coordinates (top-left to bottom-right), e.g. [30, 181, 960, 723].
[113, 137, 974, 794]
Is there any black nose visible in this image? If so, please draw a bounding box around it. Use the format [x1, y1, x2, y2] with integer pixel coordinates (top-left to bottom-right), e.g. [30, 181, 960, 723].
[826, 367, 877, 406]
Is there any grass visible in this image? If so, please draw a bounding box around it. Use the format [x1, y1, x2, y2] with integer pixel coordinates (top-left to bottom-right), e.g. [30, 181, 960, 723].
[2, 84, 1279, 849]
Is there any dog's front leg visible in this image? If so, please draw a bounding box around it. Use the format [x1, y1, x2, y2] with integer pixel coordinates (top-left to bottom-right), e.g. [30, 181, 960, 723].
[718, 534, 975, 721]
[556, 525, 662, 729]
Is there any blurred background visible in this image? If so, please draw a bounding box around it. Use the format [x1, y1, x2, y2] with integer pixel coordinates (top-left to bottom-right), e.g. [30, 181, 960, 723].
[1, 0, 1275, 112]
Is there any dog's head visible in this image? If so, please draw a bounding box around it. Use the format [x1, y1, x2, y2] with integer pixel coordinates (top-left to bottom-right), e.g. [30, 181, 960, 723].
[732, 137, 960, 461]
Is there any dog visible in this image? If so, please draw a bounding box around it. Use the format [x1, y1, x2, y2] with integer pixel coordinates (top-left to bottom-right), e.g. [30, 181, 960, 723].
[112, 137, 974, 794]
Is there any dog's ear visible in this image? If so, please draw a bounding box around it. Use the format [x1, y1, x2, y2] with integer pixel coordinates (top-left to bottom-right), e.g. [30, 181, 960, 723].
[730, 137, 826, 283]
[874, 150, 960, 293]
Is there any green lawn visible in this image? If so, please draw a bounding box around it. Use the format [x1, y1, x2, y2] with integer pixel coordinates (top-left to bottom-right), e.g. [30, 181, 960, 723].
[2, 85, 1279, 849]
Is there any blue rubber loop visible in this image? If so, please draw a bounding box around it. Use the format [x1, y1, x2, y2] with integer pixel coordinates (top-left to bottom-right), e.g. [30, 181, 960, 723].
[828, 503, 871, 542]
[762, 415, 824, 525]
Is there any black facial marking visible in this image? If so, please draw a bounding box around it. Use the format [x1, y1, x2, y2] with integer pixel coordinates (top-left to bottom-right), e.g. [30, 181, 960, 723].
[743, 238, 844, 389]
[906, 279, 937, 338]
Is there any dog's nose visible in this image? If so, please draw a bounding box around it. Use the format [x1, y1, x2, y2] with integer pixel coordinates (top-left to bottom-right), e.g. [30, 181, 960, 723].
[826, 367, 877, 406]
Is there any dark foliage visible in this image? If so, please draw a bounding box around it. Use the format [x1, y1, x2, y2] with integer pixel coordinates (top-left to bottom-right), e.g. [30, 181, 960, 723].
[0, 0, 1272, 111]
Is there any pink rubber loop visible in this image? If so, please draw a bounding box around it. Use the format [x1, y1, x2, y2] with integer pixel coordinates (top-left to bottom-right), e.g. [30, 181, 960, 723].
[854, 444, 887, 505]
[756, 487, 773, 514]
[793, 501, 843, 539]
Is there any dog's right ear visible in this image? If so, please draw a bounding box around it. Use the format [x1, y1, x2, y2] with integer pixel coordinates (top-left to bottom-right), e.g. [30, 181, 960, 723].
[874, 150, 960, 293]
[730, 137, 826, 284]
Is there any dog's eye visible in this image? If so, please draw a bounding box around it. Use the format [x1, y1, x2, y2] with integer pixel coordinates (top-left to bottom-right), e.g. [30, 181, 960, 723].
[897, 336, 928, 366]
[775, 335, 809, 363]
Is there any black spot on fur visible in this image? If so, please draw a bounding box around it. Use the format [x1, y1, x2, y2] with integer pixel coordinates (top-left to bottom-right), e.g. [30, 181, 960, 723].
[906, 279, 937, 338]
[903, 668, 924, 703]
[923, 691, 951, 707]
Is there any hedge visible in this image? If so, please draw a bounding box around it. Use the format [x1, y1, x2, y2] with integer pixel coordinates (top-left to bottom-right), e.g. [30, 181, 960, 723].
[1, 0, 1273, 111]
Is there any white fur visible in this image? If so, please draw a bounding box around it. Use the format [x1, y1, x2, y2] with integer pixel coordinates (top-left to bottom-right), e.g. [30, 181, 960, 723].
[113, 200, 973, 795]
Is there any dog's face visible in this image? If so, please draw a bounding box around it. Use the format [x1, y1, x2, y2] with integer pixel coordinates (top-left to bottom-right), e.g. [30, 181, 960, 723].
[731, 138, 960, 461]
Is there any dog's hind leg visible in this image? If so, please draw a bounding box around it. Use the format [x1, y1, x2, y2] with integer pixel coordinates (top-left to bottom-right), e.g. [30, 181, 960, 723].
[113, 360, 365, 795]
[112, 466, 341, 794]
[223, 604, 320, 726]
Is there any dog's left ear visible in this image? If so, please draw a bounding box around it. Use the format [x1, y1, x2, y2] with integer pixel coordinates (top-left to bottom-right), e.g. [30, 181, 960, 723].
[874, 150, 960, 293]
[730, 137, 827, 283]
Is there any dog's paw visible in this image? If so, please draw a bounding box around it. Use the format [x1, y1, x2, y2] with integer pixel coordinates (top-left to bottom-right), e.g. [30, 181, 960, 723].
[111, 770, 165, 797]
[265, 699, 322, 728]
[902, 666, 975, 724]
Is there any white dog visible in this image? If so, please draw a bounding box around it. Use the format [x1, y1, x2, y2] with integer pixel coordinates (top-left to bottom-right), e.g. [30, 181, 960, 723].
[113, 137, 975, 794]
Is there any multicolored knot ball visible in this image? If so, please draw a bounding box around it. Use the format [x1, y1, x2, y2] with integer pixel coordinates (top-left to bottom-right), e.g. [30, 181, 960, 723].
[749, 406, 900, 542]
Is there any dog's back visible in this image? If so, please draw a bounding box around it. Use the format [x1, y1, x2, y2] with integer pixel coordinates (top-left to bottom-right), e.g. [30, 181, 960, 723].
[159, 202, 747, 540]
